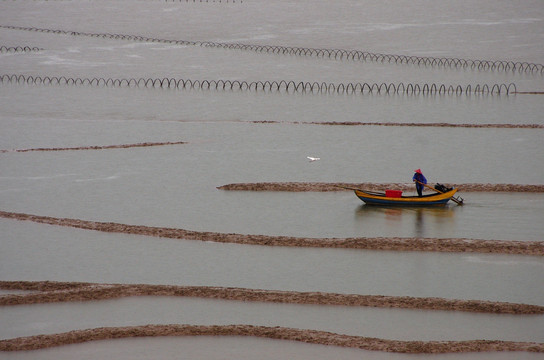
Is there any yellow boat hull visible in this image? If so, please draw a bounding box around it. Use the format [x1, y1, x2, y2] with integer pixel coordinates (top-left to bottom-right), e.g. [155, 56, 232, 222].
[354, 188, 458, 206]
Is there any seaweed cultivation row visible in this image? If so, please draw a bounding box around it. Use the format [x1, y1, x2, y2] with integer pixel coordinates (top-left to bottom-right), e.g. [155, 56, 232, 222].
[0, 141, 186, 153]
[1, 324, 541, 353]
[2, 281, 542, 314]
[217, 182, 544, 193]
[1, 211, 542, 255]
[1, 275, 543, 355]
[1, 281, 543, 353]
[252, 120, 544, 128]
[0, 74, 516, 96]
[1, 25, 542, 74]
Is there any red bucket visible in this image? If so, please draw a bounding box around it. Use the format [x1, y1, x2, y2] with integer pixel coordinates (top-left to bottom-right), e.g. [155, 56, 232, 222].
[385, 190, 403, 198]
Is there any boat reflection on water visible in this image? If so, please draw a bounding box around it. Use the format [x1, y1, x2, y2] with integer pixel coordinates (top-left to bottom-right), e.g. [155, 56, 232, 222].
[355, 205, 457, 238]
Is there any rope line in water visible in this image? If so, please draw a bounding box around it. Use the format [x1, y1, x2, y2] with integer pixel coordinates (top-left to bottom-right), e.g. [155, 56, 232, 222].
[0, 74, 516, 96]
[1, 25, 542, 74]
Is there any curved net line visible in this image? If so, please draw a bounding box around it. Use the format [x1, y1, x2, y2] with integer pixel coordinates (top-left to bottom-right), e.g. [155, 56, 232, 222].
[0, 74, 518, 97]
[1, 25, 542, 75]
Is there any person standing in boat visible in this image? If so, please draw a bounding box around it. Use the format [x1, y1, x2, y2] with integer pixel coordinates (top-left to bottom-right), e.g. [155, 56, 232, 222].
[412, 169, 427, 197]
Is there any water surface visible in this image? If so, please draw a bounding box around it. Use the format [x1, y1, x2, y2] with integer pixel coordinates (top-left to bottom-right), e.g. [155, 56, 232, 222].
[1, 0, 543, 357]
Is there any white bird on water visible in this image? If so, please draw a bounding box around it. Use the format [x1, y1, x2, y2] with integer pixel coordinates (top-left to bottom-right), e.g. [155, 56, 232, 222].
[307, 156, 320, 162]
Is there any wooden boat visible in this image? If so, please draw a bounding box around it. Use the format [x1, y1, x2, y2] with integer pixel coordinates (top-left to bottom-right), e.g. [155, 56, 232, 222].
[353, 188, 459, 206]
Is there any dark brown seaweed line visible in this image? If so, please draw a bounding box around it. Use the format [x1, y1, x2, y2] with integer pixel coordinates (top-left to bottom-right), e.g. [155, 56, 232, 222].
[251, 120, 544, 128]
[217, 182, 544, 193]
[1, 325, 543, 353]
[1, 281, 543, 315]
[1, 211, 542, 255]
[0, 141, 186, 153]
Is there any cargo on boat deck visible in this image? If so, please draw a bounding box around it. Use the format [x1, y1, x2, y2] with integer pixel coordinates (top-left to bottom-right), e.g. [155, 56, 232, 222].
[385, 190, 403, 198]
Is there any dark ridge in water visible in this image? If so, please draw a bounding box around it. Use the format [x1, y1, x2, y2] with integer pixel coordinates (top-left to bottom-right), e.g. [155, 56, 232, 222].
[1, 324, 542, 353]
[0, 141, 186, 153]
[2, 281, 542, 314]
[1, 211, 542, 255]
[251, 121, 544, 128]
[217, 182, 544, 192]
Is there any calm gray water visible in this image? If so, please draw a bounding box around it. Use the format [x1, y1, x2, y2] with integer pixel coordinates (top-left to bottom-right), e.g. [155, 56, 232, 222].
[1, 120, 543, 239]
[2, 219, 543, 305]
[1, 0, 543, 358]
[2, 296, 543, 341]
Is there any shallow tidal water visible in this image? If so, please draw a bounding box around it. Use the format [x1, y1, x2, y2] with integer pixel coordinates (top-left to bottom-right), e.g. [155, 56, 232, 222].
[2, 296, 544, 342]
[1, 0, 543, 358]
[2, 219, 544, 305]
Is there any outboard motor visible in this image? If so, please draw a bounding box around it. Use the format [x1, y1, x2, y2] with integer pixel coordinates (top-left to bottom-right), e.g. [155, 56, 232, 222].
[435, 183, 464, 205]
[435, 183, 453, 192]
